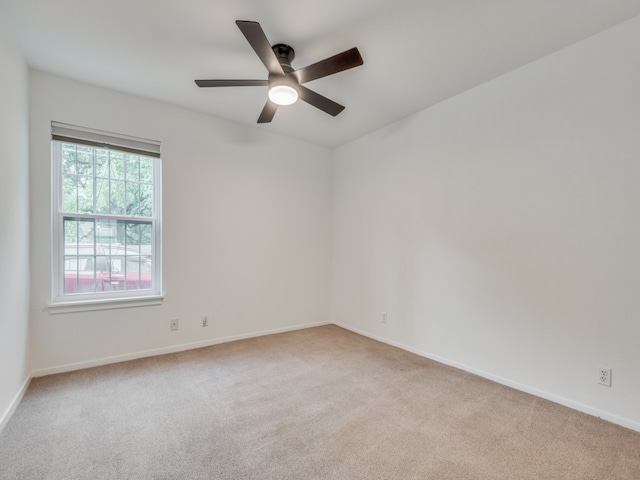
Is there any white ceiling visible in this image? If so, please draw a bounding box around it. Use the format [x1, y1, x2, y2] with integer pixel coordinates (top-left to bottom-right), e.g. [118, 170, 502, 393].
[2, 0, 640, 147]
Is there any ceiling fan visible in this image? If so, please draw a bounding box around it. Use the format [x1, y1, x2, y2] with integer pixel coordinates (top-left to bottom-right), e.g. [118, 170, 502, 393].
[195, 20, 364, 123]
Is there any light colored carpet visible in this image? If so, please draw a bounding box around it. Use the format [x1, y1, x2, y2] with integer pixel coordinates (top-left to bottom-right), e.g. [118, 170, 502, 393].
[1, 325, 639, 479]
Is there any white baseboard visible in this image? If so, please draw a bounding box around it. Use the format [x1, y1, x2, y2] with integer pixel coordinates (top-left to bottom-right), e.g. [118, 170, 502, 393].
[21, 320, 640, 434]
[32, 321, 330, 377]
[333, 322, 640, 434]
[0, 374, 32, 434]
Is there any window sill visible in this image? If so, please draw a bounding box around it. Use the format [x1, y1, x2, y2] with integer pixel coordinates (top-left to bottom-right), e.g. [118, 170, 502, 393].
[48, 294, 164, 314]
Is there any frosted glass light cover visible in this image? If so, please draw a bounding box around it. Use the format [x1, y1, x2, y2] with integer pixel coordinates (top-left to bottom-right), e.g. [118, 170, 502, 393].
[268, 85, 298, 105]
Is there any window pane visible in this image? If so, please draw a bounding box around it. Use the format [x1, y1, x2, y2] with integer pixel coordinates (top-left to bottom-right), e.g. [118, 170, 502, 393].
[77, 175, 94, 213]
[95, 150, 109, 178]
[139, 157, 153, 184]
[62, 175, 78, 212]
[63, 217, 76, 243]
[110, 256, 123, 273]
[95, 255, 109, 271]
[63, 218, 97, 294]
[95, 177, 110, 214]
[126, 181, 140, 216]
[121, 221, 152, 291]
[77, 217, 96, 244]
[76, 146, 94, 177]
[125, 223, 149, 251]
[126, 154, 140, 182]
[110, 180, 125, 215]
[126, 256, 142, 289]
[110, 150, 125, 180]
[96, 219, 117, 244]
[140, 222, 152, 246]
[127, 256, 142, 274]
[94, 255, 113, 291]
[62, 144, 77, 174]
[124, 222, 140, 249]
[139, 183, 153, 217]
[63, 217, 95, 244]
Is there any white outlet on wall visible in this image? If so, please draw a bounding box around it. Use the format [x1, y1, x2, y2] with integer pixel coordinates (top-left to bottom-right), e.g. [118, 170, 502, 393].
[170, 318, 179, 331]
[202, 315, 208, 327]
[382, 312, 387, 324]
[597, 365, 612, 387]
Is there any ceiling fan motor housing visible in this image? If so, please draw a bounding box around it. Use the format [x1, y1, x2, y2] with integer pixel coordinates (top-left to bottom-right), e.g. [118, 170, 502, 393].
[272, 44, 295, 72]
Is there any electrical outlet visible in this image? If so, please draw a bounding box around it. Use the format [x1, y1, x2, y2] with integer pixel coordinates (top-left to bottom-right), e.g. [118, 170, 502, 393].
[202, 315, 208, 327]
[170, 318, 179, 331]
[597, 365, 612, 387]
[382, 312, 387, 324]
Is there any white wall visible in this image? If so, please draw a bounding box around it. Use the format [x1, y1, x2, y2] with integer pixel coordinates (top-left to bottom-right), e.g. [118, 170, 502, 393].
[333, 16, 640, 430]
[29, 71, 333, 373]
[0, 12, 30, 427]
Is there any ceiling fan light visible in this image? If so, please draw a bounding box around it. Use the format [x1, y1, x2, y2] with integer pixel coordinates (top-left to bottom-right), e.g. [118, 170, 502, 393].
[268, 85, 298, 106]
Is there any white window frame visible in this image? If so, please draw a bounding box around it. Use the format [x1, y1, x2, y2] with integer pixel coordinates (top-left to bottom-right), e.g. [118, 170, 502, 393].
[50, 122, 163, 311]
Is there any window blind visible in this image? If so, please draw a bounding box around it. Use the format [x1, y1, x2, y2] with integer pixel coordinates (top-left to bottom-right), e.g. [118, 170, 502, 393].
[51, 122, 161, 158]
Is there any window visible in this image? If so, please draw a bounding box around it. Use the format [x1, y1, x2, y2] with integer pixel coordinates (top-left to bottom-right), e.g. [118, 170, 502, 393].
[51, 122, 162, 306]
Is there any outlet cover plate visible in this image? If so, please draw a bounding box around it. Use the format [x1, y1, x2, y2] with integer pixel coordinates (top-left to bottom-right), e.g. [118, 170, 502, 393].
[597, 365, 612, 387]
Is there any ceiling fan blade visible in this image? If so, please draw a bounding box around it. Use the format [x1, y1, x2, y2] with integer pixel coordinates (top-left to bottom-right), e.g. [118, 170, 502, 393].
[298, 85, 345, 117]
[257, 100, 278, 123]
[195, 80, 268, 87]
[235, 20, 285, 76]
[294, 47, 363, 84]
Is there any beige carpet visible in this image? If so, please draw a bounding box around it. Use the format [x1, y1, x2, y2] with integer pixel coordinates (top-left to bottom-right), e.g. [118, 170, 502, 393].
[1, 325, 639, 479]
